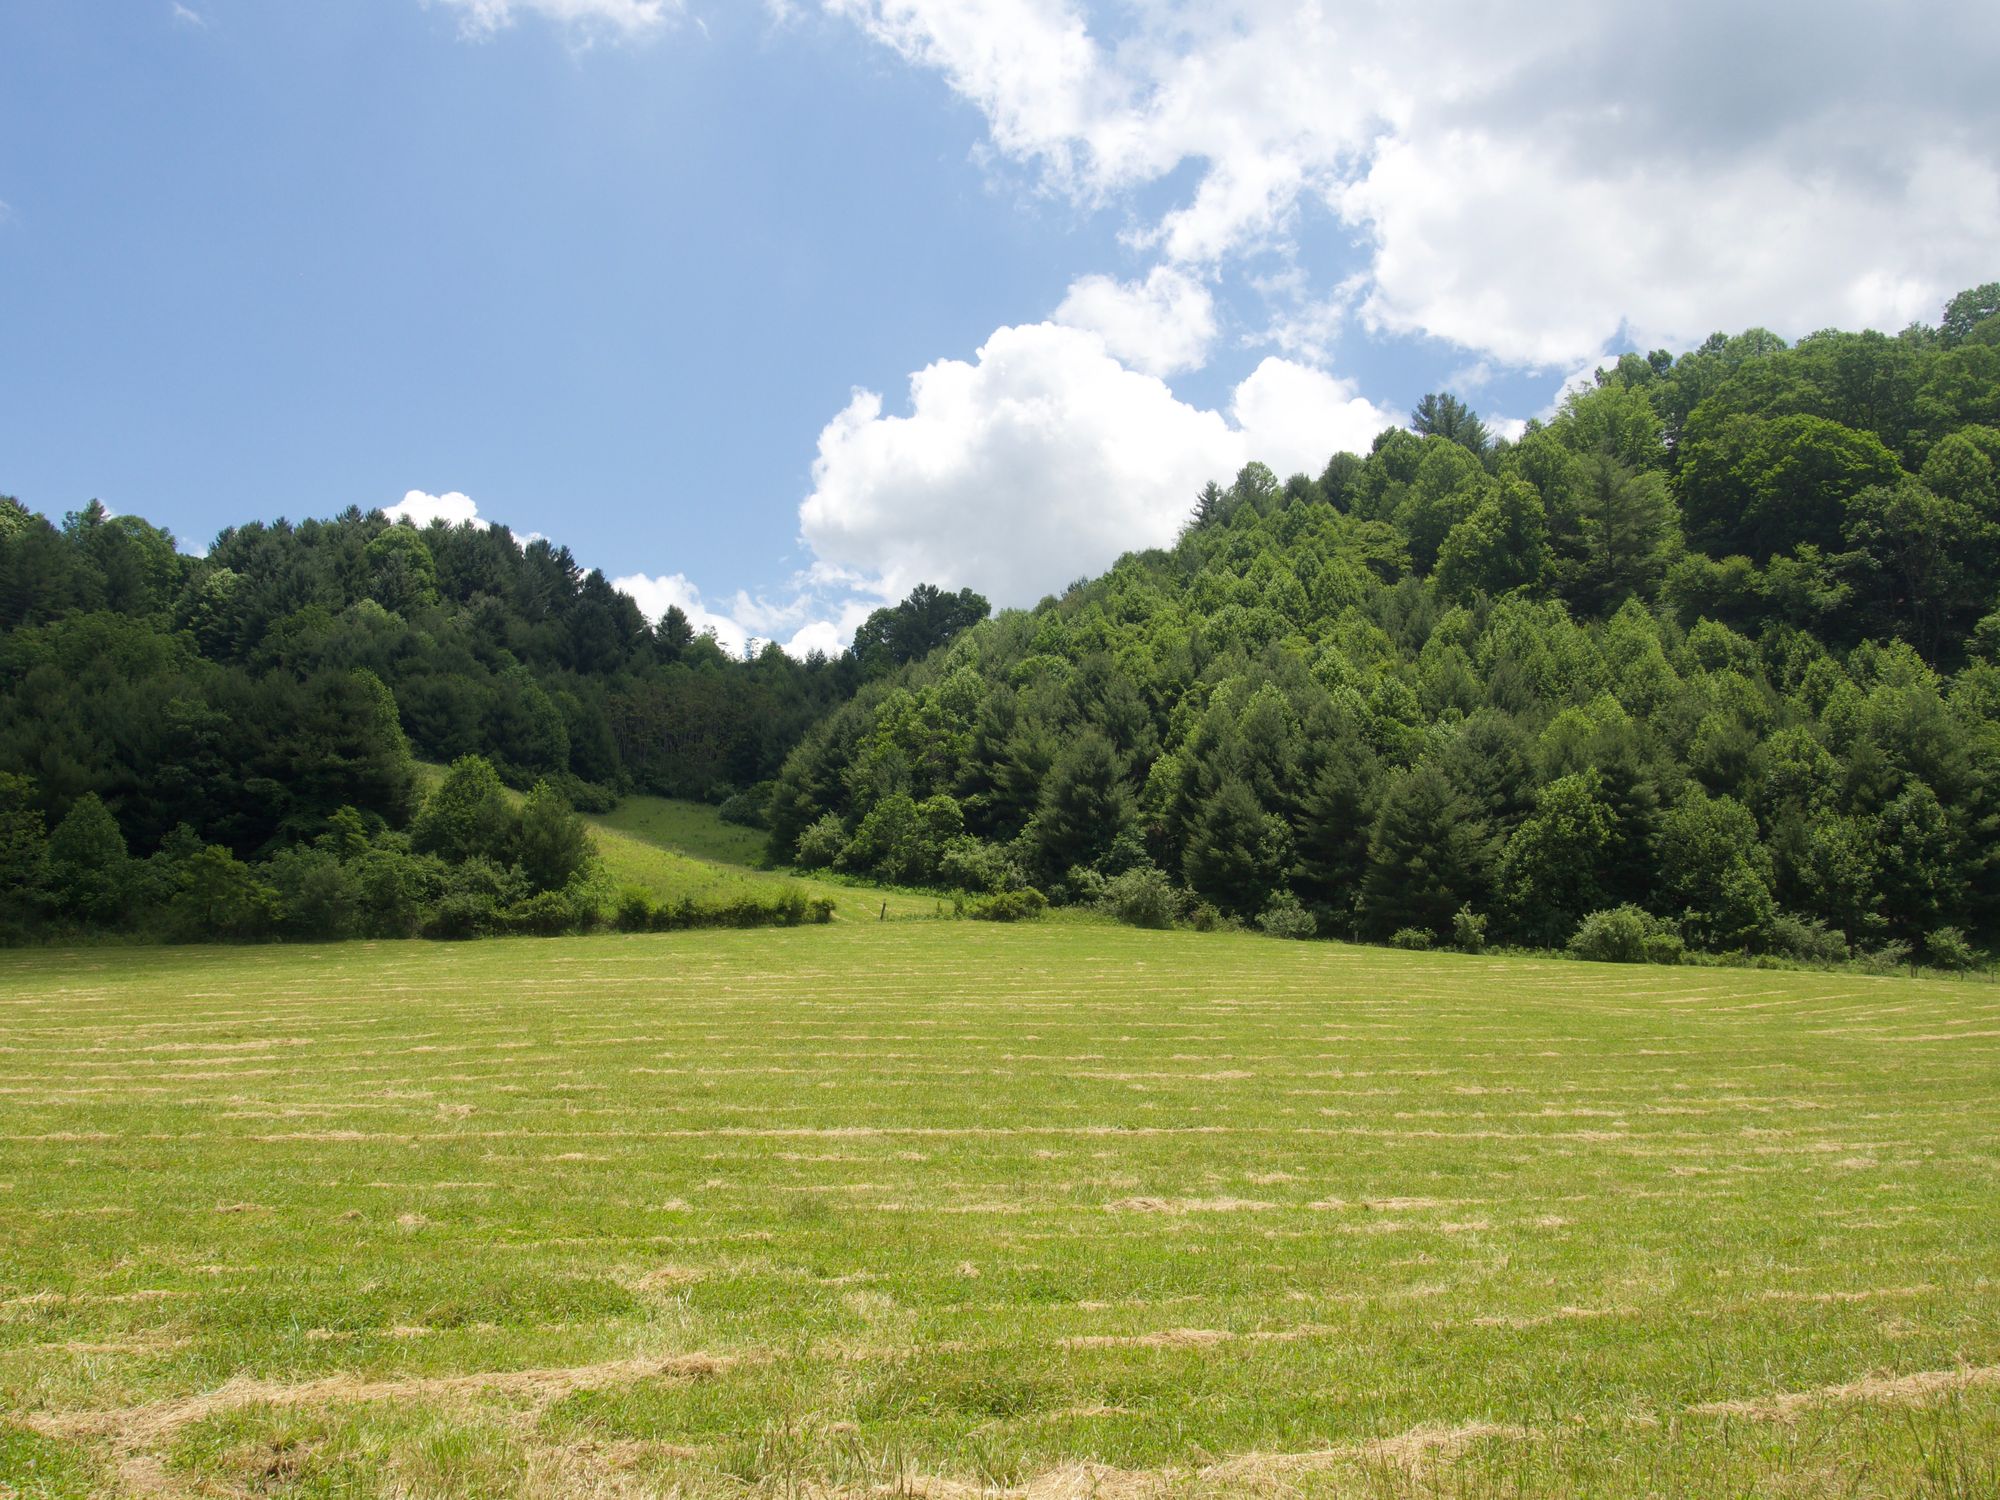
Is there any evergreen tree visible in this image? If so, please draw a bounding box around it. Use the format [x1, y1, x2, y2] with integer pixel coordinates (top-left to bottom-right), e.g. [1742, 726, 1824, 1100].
[1360, 765, 1492, 939]
[1182, 778, 1289, 918]
[44, 793, 131, 927]
[1033, 730, 1134, 880]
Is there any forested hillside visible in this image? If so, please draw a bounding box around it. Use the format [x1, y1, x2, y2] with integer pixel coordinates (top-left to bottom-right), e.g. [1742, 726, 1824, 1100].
[0, 503, 894, 940]
[767, 284, 2000, 966]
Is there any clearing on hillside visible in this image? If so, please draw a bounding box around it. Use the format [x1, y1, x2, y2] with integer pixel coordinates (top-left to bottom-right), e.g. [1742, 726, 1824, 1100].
[2, 926, 1997, 1497]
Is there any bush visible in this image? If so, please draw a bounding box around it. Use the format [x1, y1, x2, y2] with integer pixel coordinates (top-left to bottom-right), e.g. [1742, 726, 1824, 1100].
[164, 843, 275, 942]
[1856, 939, 1914, 975]
[549, 772, 619, 815]
[1568, 905, 1681, 964]
[1101, 864, 1183, 929]
[620, 885, 835, 933]
[937, 835, 1025, 894]
[503, 889, 582, 936]
[1451, 904, 1487, 954]
[266, 847, 358, 940]
[793, 813, 845, 871]
[1389, 927, 1433, 951]
[1642, 931, 1686, 966]
[352, 847, 441, 938]
[1059, 866, 1108, 908]
[965, 887, 1047, 922]
[1925, 925, 1982, 971]
[614, 885, 658, 933]
[1768, 912, 1848, 965]
[424, 891, 497, 940]
[1256, 889, 1317, 940]
[1186, 902, 1236, 933]
[718, 782, 774, 830]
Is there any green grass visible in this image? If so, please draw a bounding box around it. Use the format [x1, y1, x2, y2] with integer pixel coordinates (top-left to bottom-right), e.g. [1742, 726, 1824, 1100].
[588, 797, 772, 868]
[583, 795, 943, 921]
[2, 926, 1998, 1497]
[409, 772, 937, 923]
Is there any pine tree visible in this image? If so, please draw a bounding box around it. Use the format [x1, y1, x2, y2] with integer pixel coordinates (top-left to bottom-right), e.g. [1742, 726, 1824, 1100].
[1360, 765, 1492, 939]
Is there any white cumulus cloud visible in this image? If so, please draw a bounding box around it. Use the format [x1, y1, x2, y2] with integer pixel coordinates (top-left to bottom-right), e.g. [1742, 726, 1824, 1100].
[612, 570, 885, 658]
[380, 489, 489, 529]
[797, 321, 1395, 607]
[1052, 265, 1217, 376]
[820, 0, 2000, 369]
[610, 571, 751, 654]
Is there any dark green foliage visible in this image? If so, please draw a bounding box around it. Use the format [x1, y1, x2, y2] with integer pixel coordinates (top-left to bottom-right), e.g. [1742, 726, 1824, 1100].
[1361, 765, 1492, 940]
[1182, 778, 1290, 918]
[1100, 863, 1182, 929]
[1033, 730, 1135, 882]
[1254, 889, 1316, 939]
[0, 773, 48, 936]
[44, 793, 131, 927]
[1410, 392, 1491, 456]
[516, 782, 596, 893]
[852, 583, 990, 677]
[761, 285, 2000, 960]
[412, 756, 516, 866]
[1568, 905, 1683, 964]
[963, 887, 1047, 922]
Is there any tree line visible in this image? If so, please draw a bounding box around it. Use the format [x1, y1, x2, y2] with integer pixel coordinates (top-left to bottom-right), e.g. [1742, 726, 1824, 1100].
[0, 496, 970, 941]
[763, 283, 2000, 968]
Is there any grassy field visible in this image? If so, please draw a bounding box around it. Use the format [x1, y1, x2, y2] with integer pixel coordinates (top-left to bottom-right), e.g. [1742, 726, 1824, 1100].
[2, 926, 1998, 1499]
[411, 769, 938, 923]
[582, 797, 943, 922]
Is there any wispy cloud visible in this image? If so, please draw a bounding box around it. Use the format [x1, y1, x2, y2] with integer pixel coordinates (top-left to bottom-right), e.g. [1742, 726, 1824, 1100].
[432, 0, 679, 40]
[171, 3, 207, 28]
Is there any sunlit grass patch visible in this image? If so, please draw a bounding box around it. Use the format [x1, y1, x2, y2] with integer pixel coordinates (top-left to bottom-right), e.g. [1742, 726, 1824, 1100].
[1, 925, 1996, 1496]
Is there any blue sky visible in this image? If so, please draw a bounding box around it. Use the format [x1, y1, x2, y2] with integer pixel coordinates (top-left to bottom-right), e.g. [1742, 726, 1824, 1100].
[4, 1, 1994, 652]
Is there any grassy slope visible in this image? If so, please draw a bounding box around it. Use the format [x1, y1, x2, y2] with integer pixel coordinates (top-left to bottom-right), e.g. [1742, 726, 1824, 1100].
[2, 927, 1997, 1497]
[410, 770, 937, 922]
[582, 795, 943, 921]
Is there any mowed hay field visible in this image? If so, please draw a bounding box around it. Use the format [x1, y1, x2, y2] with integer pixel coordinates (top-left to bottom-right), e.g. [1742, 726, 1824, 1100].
[2, 928, 1998, 1499]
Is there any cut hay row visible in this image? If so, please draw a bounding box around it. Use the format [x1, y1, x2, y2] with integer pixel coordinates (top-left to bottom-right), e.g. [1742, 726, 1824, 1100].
[1, 924, 1996, 1497]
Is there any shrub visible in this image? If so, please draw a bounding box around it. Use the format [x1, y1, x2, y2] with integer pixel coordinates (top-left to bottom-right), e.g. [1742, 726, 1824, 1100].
[1643, 930, 1685, 965]
[1101, 864, 1183, 929]
[966, 888, 1047, 922]
[517, 782, 596, 894]
[1390, 926, 1433, 951]
[1925, 925, 1982, 972]
[718, 782, 774, 830]
[1060, 866, 1108, 908]
[503, 889, 579, 936]
[1256, 889, 1317, 939]
[549, 772, 619, 815]
[1451, 904, 1488, 954]
[1568, 905, 1681, 964]
[352, 847, 440, 938]
[613, 886, 658, 933]
[938, 835, 1024, 894]
[1856, 939, 1914, 975]
[1187, 902, 1236, 933]
[265, 847, 358, 940]
[164, 843, 275, 942]
[424, 891, 497, 940]
[793, 814, 845, 871]
[1768, 912, 1848, 965]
